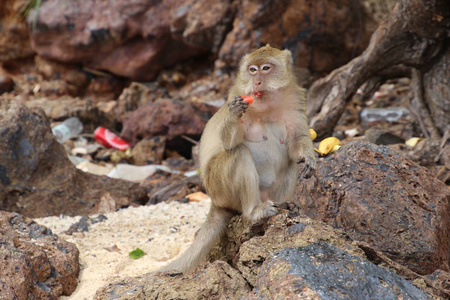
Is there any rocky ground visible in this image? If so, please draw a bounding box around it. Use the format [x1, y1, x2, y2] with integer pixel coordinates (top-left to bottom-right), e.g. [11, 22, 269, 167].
[1, 0, 449, 299]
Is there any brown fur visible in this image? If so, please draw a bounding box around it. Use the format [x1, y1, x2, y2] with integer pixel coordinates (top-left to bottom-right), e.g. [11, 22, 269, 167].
[159, 45, 316, 274]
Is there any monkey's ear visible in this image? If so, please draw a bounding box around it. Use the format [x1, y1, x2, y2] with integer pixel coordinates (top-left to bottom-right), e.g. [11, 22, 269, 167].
[283, 49, 294, 66]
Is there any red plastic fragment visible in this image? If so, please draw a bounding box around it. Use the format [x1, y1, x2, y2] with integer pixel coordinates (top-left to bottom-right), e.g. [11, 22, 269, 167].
[94, 127, 130, 150]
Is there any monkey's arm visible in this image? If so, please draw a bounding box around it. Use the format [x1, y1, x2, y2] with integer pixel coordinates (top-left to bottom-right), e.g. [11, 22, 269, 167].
[217, 96, 248, 150]
[292, 130, 316, 179]
[287, 107, 316, 179]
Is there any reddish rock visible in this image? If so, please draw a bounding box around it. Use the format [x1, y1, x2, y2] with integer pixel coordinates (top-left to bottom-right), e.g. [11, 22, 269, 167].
[29, 0, 234, 81]
[426, 269, 450, 299]
[218, 0, 377, 74]
[0, 67, 13, 94]
[34, 55, 89, 95]
[131, 136, 166, 165]
[27, 0, 377, 80]
[0, 211, 79, 299]
[114, 82, 167, 121]
[120, 98, 218, 144]
[0, 99, 148, 218]
[0, 0, 35, 62]
[295, 140, 450, 275]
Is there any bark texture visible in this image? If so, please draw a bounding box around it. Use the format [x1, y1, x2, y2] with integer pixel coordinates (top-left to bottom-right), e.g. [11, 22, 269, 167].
[307, 0, 450, 138]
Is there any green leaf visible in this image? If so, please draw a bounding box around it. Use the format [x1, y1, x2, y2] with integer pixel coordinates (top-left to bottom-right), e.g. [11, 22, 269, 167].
[129, 248, 145, 259]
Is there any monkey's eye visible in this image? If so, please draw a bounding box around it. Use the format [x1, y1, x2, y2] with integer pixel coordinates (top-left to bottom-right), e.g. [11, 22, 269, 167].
[248, 65, 258, 74]
[261, 64, 271, 72]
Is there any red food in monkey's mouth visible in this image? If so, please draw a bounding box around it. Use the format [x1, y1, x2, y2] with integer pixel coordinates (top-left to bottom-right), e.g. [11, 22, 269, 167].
[252, 91, 264, 98]
[241, 96, 254, 105]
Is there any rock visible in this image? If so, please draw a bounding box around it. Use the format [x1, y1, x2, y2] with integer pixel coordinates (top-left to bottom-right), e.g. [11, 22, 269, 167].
[163, 156, 196, 172]
[175, 71, 231, 105]
[245, 243, 430, 300]
[425, 269, 450, 299]
[93, 208, 446, 298]
[120, 98, 218, 144]
[0, 99, 148, 218]
[364, 127, 405, 145]
[85, 76, 126, 101]
[131, 136, 166, 165]
[94, 260, 251, 299]
[64, 214, 107, 235]
[295, 140, 450, 275]
[218, 0, 377, 74]
[114, 82, 167, 121]
[0, 1, 35, 62]
[212, 212, 364, 287]
[405, 138, 441, 166]
[29, 0, 234, 81]
[0, 67, 13, 94]
[227, 209, 446, 297]
[0, 211, 79, 299]
[34, 55, 89, 95]
[27, 0, 377, 80]
[157, 70, 187, 91]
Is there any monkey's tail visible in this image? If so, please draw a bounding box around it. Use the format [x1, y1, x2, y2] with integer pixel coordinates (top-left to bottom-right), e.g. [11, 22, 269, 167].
[158, 205, 234, 274]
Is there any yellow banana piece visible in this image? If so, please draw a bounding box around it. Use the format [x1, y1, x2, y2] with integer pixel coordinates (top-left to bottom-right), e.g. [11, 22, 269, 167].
[405, 137, 422, 148]
[315, 137, 341, 156]
[309, 128, 317, 141]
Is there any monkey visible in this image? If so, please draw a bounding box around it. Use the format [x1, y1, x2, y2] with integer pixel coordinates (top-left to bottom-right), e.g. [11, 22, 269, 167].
[159, 44, 316, 274]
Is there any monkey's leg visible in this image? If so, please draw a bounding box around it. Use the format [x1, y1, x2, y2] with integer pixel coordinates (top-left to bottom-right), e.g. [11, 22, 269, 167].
[269, 163, 297, 203]
[206, 145, 277, 221]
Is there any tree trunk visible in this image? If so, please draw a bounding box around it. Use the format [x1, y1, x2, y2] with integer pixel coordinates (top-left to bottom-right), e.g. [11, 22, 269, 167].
[307, 0, 450, 139]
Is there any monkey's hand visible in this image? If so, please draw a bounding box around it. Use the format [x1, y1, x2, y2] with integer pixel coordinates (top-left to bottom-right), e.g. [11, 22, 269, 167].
[297, 154, 316, 179]
[228, 96, 249, 118]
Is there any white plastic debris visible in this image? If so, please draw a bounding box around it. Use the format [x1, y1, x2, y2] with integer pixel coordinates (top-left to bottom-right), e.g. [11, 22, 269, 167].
[107, 164, 177, 182]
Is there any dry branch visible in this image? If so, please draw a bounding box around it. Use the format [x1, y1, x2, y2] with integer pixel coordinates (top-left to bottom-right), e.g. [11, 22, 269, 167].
[307, 0, 450, 138]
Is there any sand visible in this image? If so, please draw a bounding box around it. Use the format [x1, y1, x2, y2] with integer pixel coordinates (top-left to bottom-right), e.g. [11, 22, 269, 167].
[34, 199, 211, 300]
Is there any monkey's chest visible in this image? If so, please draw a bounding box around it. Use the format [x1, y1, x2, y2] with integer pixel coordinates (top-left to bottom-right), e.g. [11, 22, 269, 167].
[243, 122, 289, 171]
[243, 121, 286, 143]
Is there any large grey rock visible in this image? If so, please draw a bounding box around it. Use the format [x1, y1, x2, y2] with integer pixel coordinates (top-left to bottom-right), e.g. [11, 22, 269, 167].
[245, 243, 430, 300]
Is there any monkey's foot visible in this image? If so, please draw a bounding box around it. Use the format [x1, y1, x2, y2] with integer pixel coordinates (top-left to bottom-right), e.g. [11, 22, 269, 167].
[249, 199, 278, 221]
[297, 155, 316, 179]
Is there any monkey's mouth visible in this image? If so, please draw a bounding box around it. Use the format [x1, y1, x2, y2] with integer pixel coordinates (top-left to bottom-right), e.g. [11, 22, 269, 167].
[252, 91, 264, 98]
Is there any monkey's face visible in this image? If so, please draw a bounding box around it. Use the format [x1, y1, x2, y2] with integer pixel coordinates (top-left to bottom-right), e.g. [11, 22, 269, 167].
[238, 45, 294, 96]
[247, 63, 274, 94]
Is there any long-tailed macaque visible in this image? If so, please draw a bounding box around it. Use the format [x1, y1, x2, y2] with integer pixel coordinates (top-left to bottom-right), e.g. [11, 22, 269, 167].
[159, 44, 316, 274]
